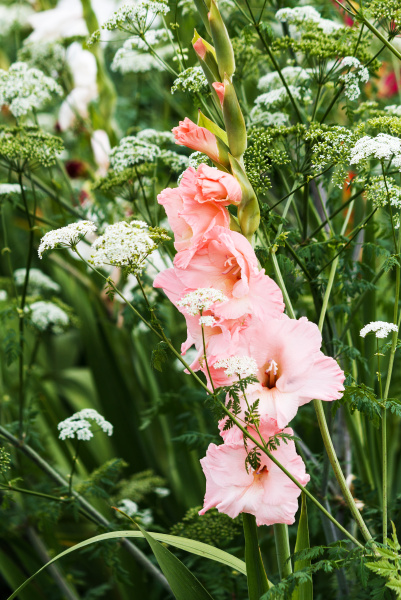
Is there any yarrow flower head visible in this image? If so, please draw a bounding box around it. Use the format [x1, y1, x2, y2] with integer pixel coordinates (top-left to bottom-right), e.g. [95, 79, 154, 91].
[90, 220, 170, 273]
[0, 62, 63, 117]
[25, 301, 69, 334]
[360, 321, 399, 339]
[258, 66, 310, 92]
[58, 409, 113, 441]
[177, 288, 228, 316]
[97, 0, 169, 38]
[38, 221, 97, 258]
[214, 356, 258, 379]
[109, 136, 161, 172]
[255, 85, 310, 110]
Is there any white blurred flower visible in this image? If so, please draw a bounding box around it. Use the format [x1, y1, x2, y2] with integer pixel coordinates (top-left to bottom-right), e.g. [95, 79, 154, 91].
[58, 408, 113, 441]
[25, 301, 69, 333]
[58, 42, 98, 131]
[118, 499, 139, 516]
[14, 268, 60, 294]
[0, 290, 7, 301]
[26, 0, 116, 43]
[0, 3, 33, 38]
[0, 184, 22, 196]
[91, 130, 111, 176]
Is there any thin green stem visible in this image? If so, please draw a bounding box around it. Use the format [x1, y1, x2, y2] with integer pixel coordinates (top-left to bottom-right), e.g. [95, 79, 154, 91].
[68, 439, 80, 497]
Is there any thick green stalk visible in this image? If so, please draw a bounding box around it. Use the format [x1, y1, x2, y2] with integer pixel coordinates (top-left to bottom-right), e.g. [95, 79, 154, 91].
[273, 524, 293, 579]
[243, 514, 270, 599]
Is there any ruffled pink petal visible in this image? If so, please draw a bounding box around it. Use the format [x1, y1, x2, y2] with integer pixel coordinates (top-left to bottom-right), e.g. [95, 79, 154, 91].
[172, 118, 220, 163]
[297, 352, 345, 404]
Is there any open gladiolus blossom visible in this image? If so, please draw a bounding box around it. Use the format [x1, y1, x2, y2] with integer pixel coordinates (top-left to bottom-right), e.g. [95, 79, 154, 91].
[154, 153, 345, 526]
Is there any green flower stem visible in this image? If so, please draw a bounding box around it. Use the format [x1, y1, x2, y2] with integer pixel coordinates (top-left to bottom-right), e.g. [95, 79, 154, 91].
[273, 524, 293, 579]
[314, 208, 374, 544]
[380, 222, 401, 541]
[68, 439, 80, 497]
[0, 425, 172, 593]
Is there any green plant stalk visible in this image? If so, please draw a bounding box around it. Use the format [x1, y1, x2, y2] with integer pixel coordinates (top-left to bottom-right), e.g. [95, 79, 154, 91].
[273, 524, 293, 579]
[314, 228, 373, 543]
[0, 425, 171, 592]
[243, 514, 271, 599]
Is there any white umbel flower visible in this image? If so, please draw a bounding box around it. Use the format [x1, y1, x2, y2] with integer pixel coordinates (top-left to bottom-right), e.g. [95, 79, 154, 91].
[350, 134, 401, 168]
[109, 136, 161, 171]
[0, 62, 63, 117]
[199, 316, 217, 327]
[258, 66, 310, 91]
[0, 184, 22, 196]
[275, 6, 342, 33]
[38, 221, 97, 258]
[58, 408, 113, 441]
[90, 220, 167, 273]
[339, 57, 369, 101]
[14, 268, 60, 293]
[177, 288, 228, 316]
[25, 301, 69, 333]
[214, 356, 258, 378]
[360, 321, 399, 339]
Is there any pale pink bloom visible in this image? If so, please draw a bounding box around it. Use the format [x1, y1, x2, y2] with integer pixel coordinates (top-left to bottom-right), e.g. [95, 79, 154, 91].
[181, 164, 241, 206]
[200, 423, 310, 526]
[158, 175, 230, 270]
[155, 226, 284, 319]
[172, 118, 222, 164]
[91, 130, 111, 176]
[216, 316, 345, 431]
[212, 82, 225, 107]
[58, 43, 98, 131]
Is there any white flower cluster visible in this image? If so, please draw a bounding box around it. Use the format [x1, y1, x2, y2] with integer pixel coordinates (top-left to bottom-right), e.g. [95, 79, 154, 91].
[249, 106, 289, 127]
[0, 183, 22, 196]
[255, 85, 310, 110]
[112, 43, 165, 73]
[385, 105, 401, 117]
[0, 3, 33, 38]
[199, 316, 217, 327]
[0, 62, 62, 117]
[117, 499, 154, 525]
[350, 134, 401, 168]
[214, 356, 258, 378]
[58, 408, 113, 441]
[188, 151, 208, 169]
[129, 28, 170, 50]
[25, 301, 69, 334]
[258, 66, 310, 92]
[136, 129, 174, 145]
[160, 150, 190, 174]
[360, 321, 399, 339]
[171, 66, 208, 95]
[90, 220, 165, 272]
[365, 176, 401, 211]
[101, 1, 169, 32]
[339, 57, 369, 101]
[177, 288, 228, 316]
[0, 290, 8, 301]
[38, 221, 97, 258]
[109, 136, 161, 171]
[275, 6, 342, 34]
[14, 268, 60, 294]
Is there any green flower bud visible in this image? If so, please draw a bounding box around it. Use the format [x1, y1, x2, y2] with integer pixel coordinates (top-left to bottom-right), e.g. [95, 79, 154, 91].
[208, 0, 235, 80]
[229, 154, 260, 239]
[214, 78, 247, 158]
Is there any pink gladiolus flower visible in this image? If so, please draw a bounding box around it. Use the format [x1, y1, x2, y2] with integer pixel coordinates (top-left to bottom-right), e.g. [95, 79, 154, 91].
[212, 82, 225, 107]
[199, 423, 310, 526]
[154, 226, 284, 319]
[215, 316, 345, 432]
[158, 165, 241, 268]
[173, 117, 222, 164]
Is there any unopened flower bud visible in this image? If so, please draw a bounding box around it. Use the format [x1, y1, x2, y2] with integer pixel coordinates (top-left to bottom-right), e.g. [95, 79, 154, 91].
[192, 30, 221, 100]
[213, 78, 247, 158]
[229, 155, 260, 239]
[208, 0, 235, 80]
